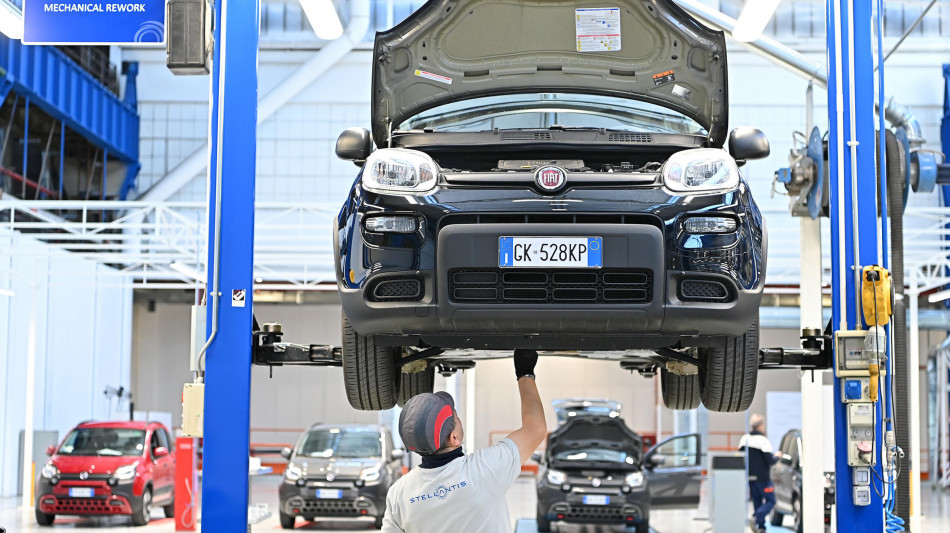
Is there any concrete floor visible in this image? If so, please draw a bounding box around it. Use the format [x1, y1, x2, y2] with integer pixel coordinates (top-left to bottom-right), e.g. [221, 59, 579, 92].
[2, 475, 949, 532]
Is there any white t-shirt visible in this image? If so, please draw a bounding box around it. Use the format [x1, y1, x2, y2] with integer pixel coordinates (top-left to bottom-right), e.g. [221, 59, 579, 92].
[381, 438, 522, 532]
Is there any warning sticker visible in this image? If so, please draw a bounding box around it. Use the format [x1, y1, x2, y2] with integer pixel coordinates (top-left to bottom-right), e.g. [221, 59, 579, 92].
[653, 70, 675, 86]
[232, 289, 246, 308]
[671, 84, 692, 101]
[414, 69, 453, 84]
[575, 8, 621, 52]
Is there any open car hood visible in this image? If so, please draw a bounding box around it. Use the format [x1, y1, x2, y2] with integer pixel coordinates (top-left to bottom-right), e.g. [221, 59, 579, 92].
[372, 0, 728, 147]
[546, 416, 643, 464]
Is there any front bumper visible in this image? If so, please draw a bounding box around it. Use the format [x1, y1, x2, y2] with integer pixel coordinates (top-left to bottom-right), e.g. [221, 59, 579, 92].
[279, 479, 386, 520]
[537, 485, 650, 527]
[35, 479, 138, 516]
[336, 183, 765, 349]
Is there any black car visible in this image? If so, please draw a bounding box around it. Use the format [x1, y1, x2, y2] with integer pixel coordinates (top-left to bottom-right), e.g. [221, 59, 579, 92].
[278, 424, 404, 529]
[334, 0, 769, 413]
[534, 416, 702, 533]
[769, 429, 835, 532]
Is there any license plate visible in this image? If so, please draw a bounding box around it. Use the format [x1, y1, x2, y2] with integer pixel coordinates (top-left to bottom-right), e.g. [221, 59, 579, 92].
[316, 489, 342, 499]
[499, 237, 602, 268]
[583, 495, 609, 505]
[69, 487, 94, 498]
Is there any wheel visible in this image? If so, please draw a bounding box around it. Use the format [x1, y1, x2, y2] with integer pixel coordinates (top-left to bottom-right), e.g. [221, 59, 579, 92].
[770, 508, 784, 526]
[131, 488, 152, 526]
[634, 521, 650, 533]
[792, 496, 803, 533]
[536, 512, 551, 532]
[279, 510, 296, 529]
[35, 509, 55, 526]
[374, 514, 384, 529]
[660, 367, 700, 410]
[699, 315, 759, 412]
[164, 502, 175, 518]
[342, 313, 400, 410]
[397, 365, 435, 406]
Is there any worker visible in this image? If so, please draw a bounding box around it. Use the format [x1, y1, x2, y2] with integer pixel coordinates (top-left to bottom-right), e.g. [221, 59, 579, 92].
[381, 349, 547, 532]
[739, 413, 781, 533]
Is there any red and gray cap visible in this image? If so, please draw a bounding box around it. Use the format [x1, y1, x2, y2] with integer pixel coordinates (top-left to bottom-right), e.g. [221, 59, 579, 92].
[398, 391, 456, 455]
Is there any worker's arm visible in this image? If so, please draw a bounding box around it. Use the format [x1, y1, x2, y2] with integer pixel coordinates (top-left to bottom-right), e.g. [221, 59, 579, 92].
[505, 350, 547, 464]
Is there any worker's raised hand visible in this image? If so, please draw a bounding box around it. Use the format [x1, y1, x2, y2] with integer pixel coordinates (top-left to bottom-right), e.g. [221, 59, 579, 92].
[513, 349, 539, 379]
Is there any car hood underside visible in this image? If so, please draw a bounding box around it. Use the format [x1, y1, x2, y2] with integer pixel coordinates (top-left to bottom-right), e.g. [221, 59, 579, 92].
[372, 0, 728, 147]
[547, 416, 644, 464]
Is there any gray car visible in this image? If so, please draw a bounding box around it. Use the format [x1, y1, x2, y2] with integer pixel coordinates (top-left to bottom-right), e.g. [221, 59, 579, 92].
[535, 415, 702, 532]
[278, 424, 404, 529]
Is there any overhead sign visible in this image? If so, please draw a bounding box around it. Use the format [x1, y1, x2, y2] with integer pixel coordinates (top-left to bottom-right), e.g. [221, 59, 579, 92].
[23, 0, 166, 45]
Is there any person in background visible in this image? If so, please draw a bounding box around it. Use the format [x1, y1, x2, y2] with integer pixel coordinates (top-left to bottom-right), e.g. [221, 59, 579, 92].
[739, 413, 781, 533]
[381, 349, 547, 532]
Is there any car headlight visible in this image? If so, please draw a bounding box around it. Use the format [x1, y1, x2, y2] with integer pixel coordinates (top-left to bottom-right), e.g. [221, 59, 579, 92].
[625, 472, 645, 487]
[824, 472, 835, 490]
[113, 462, 139, 483]
[362, 148, 438, 194]
[284, 463, 303, 482]
[663, 148, 740, 193]
[360, 466, 382, 482]
[546, 469, 566, 485]
[41, 463, 59, 479]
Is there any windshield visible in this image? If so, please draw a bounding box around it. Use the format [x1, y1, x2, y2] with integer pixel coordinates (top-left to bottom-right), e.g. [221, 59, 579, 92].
[552, 447, 637, 465]
[58, 428, 146, 457]
[297, 429, 382, 459]
[398, 93, 706, 135]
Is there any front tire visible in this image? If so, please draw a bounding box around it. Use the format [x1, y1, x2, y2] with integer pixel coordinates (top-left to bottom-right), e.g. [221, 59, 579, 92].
[699, 315, 759, 412]
[279, 510, 296, 529]
[536, 513, 551, 532]
[770, 508, 784, 526]
[35, 509, 55, 526]
[397, 366, 435, 406]
[660, 367, 700, 410]
[131, 488, 151, 526]
[342, 313, 400, 410]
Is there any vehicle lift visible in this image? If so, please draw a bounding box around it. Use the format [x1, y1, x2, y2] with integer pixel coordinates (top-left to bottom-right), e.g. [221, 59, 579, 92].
[194, 0, 914, 532]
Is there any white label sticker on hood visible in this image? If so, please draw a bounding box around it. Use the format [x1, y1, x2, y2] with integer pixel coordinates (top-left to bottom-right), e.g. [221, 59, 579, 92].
[575, 8, 621, 52]
[414, 69, 453, 84]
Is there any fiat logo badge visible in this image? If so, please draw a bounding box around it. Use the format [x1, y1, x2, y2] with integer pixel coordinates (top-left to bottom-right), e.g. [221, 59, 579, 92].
[326, 473, 335, 481]
[535, 166, 566, 192]
[79, 471, 89, 480]
[591, 478, 602, 487]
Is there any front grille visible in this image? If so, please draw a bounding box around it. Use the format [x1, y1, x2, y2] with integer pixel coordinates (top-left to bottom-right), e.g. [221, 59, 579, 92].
[564, 505, 625, 522]
[371, 279, 422, 301]
[59, 474, 111, 481]
[608, 132, 653, 143]
[501, 132, 553, 140]
[51, 498, 123, 514]
[440, 213, 660, 228]
[449, 269, 652, 304]
[300, 499, 361, 516]
[680, 279, 730, 302]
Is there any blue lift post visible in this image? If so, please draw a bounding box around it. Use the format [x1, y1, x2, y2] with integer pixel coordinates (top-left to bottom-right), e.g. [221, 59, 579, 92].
[201, 0, 260, 530]
[828, 0, 888, 530]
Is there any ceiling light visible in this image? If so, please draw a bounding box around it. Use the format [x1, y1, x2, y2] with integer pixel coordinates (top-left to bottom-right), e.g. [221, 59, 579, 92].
[732, 0, 782, 43]
[0, 0, 23, 40]
[927, 289, 950, 304]
[0, 287, 14, 297]
[299, 0, 344, 40]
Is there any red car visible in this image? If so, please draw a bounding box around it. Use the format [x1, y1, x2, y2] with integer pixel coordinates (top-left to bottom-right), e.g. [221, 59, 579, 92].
[34, 421, 176, 526]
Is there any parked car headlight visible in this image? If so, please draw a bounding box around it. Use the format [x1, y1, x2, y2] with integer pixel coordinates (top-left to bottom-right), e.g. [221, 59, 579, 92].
[284, 463, 303, 482]
[625, 472, 645, 487]
[360, 466, 382, 482]
[546, 469, 567, 485]
[362, 148, 438, 194]
[663, 148, 739, 193]
[41, 463, 59, 479]
[824, 472, 835, 490]
[113, 462, 139, 483]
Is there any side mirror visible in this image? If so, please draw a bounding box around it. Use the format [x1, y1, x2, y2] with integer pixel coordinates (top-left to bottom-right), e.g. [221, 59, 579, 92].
[280, 446, 293, 460]
[780, 454, 794, 466]
[728, 127, 770, 164]
[46, 445, 56, 456]
[153, 447, 169, 458]
[391, 449, 405, 461]
[530, 452, 542, 463]
[646, 454, 667, 468]
[336, 127, 373, 163]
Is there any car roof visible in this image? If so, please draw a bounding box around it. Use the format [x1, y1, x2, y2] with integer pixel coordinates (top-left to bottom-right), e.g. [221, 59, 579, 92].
[306, 423, 384, 433]
[76, 421, 155, 430]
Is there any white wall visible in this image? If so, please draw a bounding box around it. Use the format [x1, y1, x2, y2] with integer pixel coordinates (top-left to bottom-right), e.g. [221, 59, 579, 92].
[0, 228, 133, 497]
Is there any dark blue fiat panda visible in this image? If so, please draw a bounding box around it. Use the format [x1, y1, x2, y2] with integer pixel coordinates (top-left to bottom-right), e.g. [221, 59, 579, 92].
[334, 0, 768, 412]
